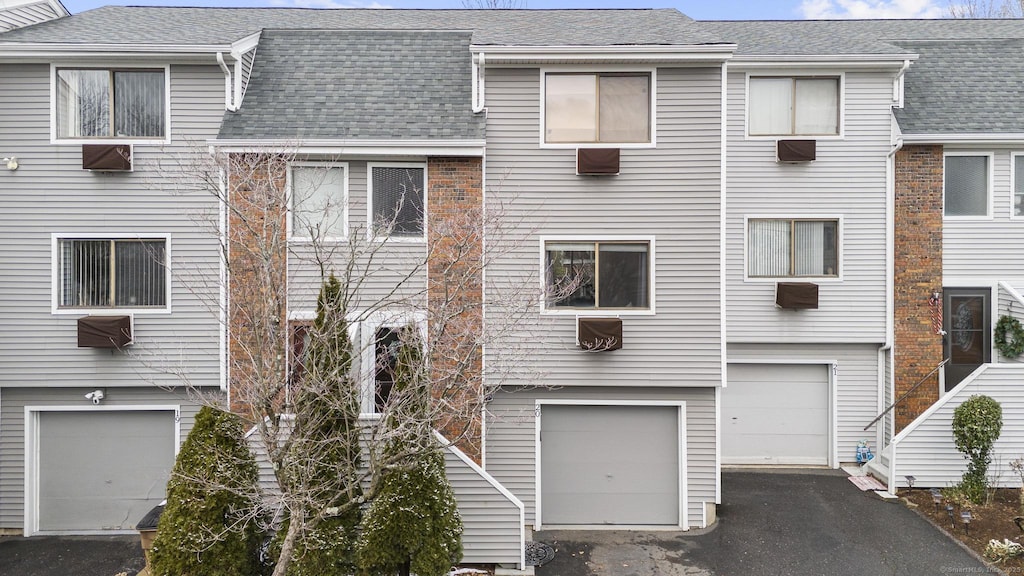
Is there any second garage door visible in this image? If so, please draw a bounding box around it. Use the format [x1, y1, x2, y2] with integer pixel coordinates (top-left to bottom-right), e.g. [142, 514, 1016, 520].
[539, 404, 682, 527]
[723, 364, 830, 466]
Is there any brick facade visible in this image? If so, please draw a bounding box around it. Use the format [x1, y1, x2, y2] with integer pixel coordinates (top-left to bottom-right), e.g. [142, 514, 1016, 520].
[427, 157, 485, 463]
[893, 145, 944, 430]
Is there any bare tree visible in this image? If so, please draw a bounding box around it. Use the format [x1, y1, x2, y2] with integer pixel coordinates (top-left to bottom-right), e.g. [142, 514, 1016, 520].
[461, 0, 526, 9]
[948, 0, 1024, 17]
[159, 146, 549, 576]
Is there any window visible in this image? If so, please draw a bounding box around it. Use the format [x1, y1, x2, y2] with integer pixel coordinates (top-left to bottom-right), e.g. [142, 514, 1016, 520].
[369, 164, 426, 239]
[1016, 155, 1024, 217]
[748, 219, 838, 278]
[545, 241, 650, 309]
[945, 155, 990, 217]
[544, 73, 651, 144]
[58, 238, 167, 309]
[748, 76, 839, 136]
[290, 164, 347, 240]
[365, 320, 423, 415]
[56, 68, 166, 139]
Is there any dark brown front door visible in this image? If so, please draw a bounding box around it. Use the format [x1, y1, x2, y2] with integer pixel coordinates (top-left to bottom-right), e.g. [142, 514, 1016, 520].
[944, 287, 991, 391]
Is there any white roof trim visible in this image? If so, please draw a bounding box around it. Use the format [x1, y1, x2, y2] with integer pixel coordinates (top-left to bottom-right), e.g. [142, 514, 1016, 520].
[731, 55, 918, 68]
[231, 30, 261, 56]
[209, 139, 486, 157]
[472, 43, 735, 63]
[901, 133, 1024, 145]
[0, 42, 234, 56]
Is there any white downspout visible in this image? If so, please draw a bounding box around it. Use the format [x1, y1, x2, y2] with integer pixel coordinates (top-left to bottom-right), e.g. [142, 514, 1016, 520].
[472, 52, 486, 113]
[217, 52, 238, 112]
[879, 122, 904, 494]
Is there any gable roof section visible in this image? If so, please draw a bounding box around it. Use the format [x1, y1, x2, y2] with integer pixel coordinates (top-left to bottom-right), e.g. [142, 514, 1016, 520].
[0, 6, 722, 47]
[893, 39, 1024, 134]
[0, 0, 67, 33]
[217, 30, 483, 142]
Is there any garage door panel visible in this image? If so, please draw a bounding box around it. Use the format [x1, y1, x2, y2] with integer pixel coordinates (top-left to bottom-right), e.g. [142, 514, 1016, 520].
[723, 364, 829, 466]
[540, 404, 681, 526]
[38, 411, 175, 532]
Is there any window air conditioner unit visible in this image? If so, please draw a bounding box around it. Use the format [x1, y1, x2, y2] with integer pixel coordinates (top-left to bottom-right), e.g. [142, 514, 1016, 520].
[82, 144, 132, 171]
[78, 315, 134, 348]
[775, 283, 819, 310]
[576, 317, 623, 351]
[577, 148, 620, 176]
[776, 139, 816, 162]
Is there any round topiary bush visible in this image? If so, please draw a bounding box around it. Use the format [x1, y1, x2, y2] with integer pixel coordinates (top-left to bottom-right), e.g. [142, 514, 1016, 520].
[952, 394, 1003, 504]
[151, 405, 263, 576]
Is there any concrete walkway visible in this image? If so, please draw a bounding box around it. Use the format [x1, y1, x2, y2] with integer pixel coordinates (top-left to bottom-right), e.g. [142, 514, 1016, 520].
[536, 469, 997, 576]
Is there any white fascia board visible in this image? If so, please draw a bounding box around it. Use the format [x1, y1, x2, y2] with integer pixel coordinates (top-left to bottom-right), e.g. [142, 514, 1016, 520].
[49, 0, 68, 17]
[731, 55, 918, 69]
[209, 139, 486, 157]
[0, 43, 234, 59]
[231, 31, 261, 57]
[471, 43, 736, 63]
[902, 133, 1024, 145]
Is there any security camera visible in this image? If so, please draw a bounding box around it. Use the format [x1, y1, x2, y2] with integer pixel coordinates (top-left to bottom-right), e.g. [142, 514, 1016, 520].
[84, 390, 104, 405]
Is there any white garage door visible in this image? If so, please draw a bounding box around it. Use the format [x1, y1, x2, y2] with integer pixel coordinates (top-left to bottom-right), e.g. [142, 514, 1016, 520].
[723, 364, 830, 466]
[37, 410, 176, 532]
[539, 404, 682, 526]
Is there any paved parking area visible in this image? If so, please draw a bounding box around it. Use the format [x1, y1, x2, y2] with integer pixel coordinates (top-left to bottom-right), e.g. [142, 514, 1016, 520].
[537, 469, 997, 576]
[0, 534, 144, 576]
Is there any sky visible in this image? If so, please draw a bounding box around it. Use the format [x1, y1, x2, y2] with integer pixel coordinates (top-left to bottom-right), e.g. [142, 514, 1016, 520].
[59, 0, 958, 20]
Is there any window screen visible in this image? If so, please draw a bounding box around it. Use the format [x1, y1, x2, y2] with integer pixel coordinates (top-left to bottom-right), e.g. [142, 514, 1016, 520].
[60, 239, 166, 308]
[945, 155, 988, 217]
[371, 166, 425, 238]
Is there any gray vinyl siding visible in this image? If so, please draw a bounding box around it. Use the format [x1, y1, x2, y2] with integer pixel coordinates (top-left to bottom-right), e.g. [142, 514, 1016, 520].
[286, 159, 428, 313]
[0, 387, 199, 531]
[883, 348, 893, 446]
[728, 343, 882, 464]
[0, 63, 224, 390]
[944, 148, 1024, 282]
[239, 46, 257, 105]
[892, 365, 1024, 488]
[0, 2, 63, 33]
[483, 66, 723, 389]
[484, 386, 717, 528]
[725, 70, 892, 343]
[995, 282, 1024, 364]
[248, 427, 524, 566]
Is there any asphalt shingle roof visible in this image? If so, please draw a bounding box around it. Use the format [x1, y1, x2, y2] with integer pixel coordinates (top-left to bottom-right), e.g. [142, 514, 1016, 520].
[0, 6, 721, 46]
[217, 29, 483, 141]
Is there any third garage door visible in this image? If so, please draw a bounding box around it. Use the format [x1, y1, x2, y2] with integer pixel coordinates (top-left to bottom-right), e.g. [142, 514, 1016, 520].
[723, 364, 830, 466]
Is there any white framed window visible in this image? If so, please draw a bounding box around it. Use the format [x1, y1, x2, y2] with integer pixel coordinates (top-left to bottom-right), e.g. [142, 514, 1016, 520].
[52, 65, 169, 143]
[541, 70, 654, 147]
[746, 218, 840, 279]
[357, 311, 427, 416]
[368, 163, 427, 241]
[1012, 153, 1024, 218]
[748, 75, 841, 137]
[288, 162, 348, 241]
[944, 153, 992, 218]
[542, 237, 654, 314]
[52, 234, 171, 314]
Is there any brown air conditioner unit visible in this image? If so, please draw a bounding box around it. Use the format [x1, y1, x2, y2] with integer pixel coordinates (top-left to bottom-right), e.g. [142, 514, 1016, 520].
[78, 315, 134, 348]
[82, 144, 132, 171]
[577, 317, 623, 351]
[775, 282, 819, 310]
[776, 139, 816, 162]
[576, 148, 620, 176]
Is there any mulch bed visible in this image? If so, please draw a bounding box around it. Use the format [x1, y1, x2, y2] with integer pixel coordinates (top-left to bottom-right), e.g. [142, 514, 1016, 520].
[903, 487, 1024, 571]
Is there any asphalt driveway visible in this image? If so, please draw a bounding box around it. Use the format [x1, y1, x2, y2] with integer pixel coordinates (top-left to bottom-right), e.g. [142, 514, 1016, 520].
[536, 469, 997, 576]
[0, 534, 145, 576]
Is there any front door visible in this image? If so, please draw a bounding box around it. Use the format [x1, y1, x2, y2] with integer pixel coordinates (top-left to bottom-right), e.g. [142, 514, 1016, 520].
[944, 287, 991, 391]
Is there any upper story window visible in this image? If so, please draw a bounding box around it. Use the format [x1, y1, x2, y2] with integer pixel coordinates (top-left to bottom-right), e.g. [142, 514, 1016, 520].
[56, 68, 166, 140]
[748, 219, 838, 278]
[945, 154, 990, 218]
[748, 76, 839, 137]
[544, 73, 651, 144]
[545, 240, 650, 310]
[1014, 155, 1024, 217]
[57, 238, 168, 310]
[289, 164, 347, 241]
[369, 164, 426, 240]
